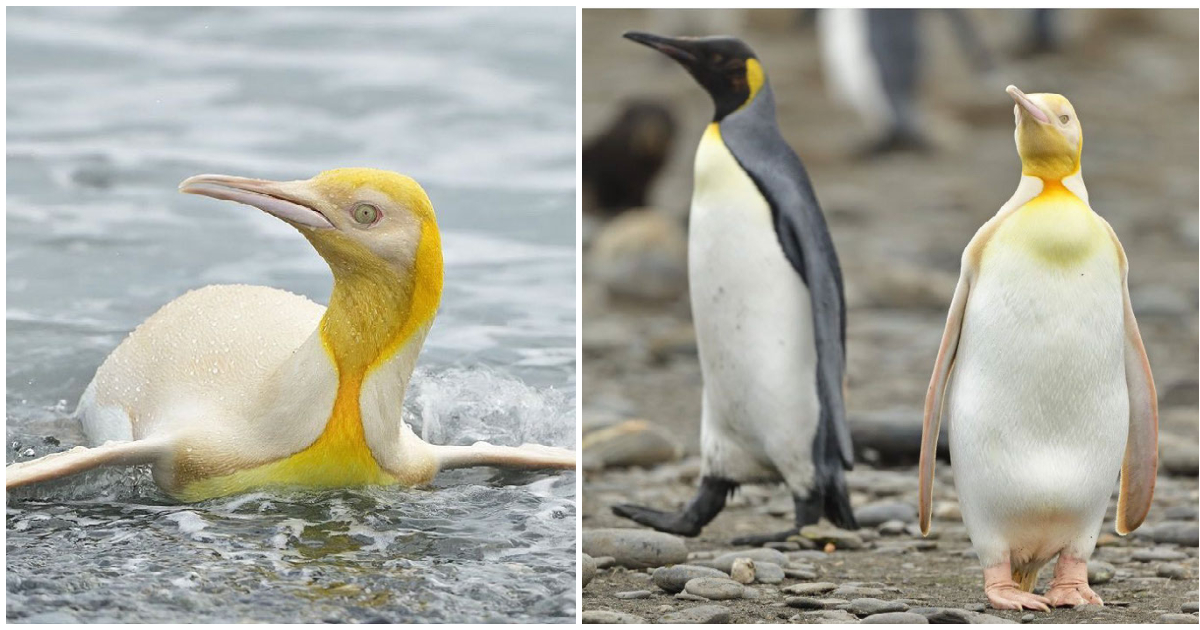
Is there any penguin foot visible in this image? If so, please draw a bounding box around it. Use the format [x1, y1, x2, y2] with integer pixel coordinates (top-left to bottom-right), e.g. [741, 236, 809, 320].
[1045, 556, 1102, 607]
[730, 528, 799, 547]
[983, 564, 1051, 612]
[611, 504, 702, 537]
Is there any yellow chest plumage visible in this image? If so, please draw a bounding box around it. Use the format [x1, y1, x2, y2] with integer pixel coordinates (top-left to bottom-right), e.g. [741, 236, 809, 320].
[174, 220, 443, 502]
[988, 180, 1111, 268]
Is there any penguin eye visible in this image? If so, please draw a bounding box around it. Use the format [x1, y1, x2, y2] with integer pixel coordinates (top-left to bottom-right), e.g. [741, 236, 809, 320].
[1059, 114, 1070, 124]
[352, 203, 380, 225]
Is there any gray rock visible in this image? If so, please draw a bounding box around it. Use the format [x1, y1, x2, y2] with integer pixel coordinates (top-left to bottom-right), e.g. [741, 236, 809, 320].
[1140, 522, 1200, 547]
[783, 582, 838, 596]
[802, 609, 862, 624]
[846, 597, 909, 617]
[909, 607, 1017, 624]
[754, 561, 785, 584]
[1164, 506, 1199, 520]
[659, 604, 731, 624]
[1088, 560, 1117, 585]
[855, 501, 918, 527]
[729, 558, 754, 584]
[1157, 613, 1199, 624]
[862, 612, 929, 624]
[708, 548, 789, 572]
[582, 610, 645, 624]
[615, 590, 652, 599]
[800, 525, 865, 550]
[594, 556, 618, 569]
[1182, 602, 1199, 614]
[587, 209, 687, 302]
[879, 520, 908, 536]
[784, 568, 818, 580]
[583, 554, 597, 589]
[786, 596, 827, 610]
[1021, 613, 1035, 623]
[583, 529, 688, 569]
[1158, 564, 1191, 579]
[684, 577, 745, 601]
[832, 586, 885, 599]
[652, 565, 729, 594]
[1132, 547, 1189, 562]
[581, 419, 681, 470]
[1160, 436, 1199, 477]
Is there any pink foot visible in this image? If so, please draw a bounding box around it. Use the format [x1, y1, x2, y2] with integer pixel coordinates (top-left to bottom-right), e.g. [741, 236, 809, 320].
[984, 563, 1051, 612]
[1045, 555, 1102, 607]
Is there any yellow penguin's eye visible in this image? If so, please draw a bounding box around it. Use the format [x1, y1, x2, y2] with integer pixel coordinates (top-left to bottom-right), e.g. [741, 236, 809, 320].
[1059, 114, 1070, 124]
[352, 203, 379, 225]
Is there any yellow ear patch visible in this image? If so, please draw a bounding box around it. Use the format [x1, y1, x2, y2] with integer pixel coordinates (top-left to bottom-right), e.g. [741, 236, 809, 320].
[745, 58, 765, 104]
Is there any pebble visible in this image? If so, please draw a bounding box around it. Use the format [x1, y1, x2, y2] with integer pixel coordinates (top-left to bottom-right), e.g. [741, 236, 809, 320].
[614, 590, 652, 599]
[708, 548, 789, 572]
[1183, 602, 1199, 614]
[782, 582, 838, 596]
[784, 568, 818, 580]
[1157, 613, 1199, 623]
[580, 419, 681, 470]
[908, 607, 1017, 624]
[594, 556, 617, 569]
[754, 561, 785, 584]
[587, 208, 687, 302]
[845, 597, 909, 617]
[1021, 613, 1035, 623]
[786, 596, 827, 610]
[800, 525, 865, 550]
[582, 610, 645, 624]
[1157, 564, 1191, 579]
[1132, 548, 1189, 562]
[855, 500, 918, 527]
[1164, 505, 1199, 520]
[861, 612, 929, 624]
[879, 520, 907, 536]
[729, 558, 755, 584]
[1088, 560, 1117, 585]
[582, 554, 597, 589]
[583, 529, 688, 569]
[1141, 522, 1200, 547]
[684, 577, 745, 601]
[832, 586, 885, 599]
[802, 609, 861, 624]
[652, 565, 729, 594]
[659, 604, 731, 624]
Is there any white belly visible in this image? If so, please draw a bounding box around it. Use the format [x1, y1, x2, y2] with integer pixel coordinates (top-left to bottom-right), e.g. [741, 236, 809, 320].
[689, 126, 819, 489]
[76, 284, 326, 444]
[947, 240, 1127, 565]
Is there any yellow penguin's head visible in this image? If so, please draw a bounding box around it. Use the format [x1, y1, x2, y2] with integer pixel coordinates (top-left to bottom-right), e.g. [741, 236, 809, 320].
[179, 168, 441, 283]
[1007, 85, 1083, 181]
[624, 31, 765, 122]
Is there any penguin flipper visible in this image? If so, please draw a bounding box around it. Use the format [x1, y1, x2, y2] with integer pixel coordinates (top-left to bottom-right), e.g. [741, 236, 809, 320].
[1112, 242, 1158, 535]
[919, 270, 972, 535]
[433, 442, 575, 472]
[6, 438, 168, 490]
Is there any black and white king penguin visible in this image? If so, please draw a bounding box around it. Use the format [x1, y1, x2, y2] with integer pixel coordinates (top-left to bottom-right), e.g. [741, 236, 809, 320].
[612, 33, 858, 544]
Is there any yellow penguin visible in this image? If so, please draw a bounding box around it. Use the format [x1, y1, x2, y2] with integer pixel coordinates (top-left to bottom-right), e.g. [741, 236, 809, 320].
[6, 168, 575, 502]
[918, 87, 1158, 611]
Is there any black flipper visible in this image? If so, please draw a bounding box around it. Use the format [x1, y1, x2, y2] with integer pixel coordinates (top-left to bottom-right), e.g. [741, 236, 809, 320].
[611, 476, 737, 537]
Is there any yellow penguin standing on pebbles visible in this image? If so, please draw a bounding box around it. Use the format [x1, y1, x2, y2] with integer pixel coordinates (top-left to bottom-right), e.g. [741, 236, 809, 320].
[6, 168, 575, 502]
[919, 87, 1158, 611]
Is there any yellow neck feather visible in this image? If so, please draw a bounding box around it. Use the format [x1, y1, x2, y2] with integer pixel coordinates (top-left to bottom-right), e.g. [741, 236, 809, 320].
[994, 177, 1106, 267]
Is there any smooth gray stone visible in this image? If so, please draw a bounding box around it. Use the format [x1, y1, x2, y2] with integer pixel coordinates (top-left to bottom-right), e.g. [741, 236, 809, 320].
[582, 554, 597, 589]
[1182, 602, 1199, 614]
[832, 586, 885, 599]
[1158, 564, 1191, 579]
[846, 597, 909, 617]
[786, 596, 827, 610]
[754, 561, 785, 584]
[1163, 506, 1199, 520]
[684, 577, 745, 601]
[652, 565, 729, 594]
[1140, 522, 1200, 547]
[861, 612, 929, 624]
[615, 590, 653, 599]
[1088, 560, 1117, 585]
[582, 610, 645, 624]
[583, 528, 688, 569]
[707, 548, 788, 572]
[855, 501, 918, 527]
[1132, 548, 1189, 562]
[1157, 613, 1199, 623]
[658, 604, 731, 624]
[783, 582, 838, 595]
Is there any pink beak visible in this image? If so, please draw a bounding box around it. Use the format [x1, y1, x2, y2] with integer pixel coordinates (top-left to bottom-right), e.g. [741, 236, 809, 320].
[1006, 85, 1050, 125]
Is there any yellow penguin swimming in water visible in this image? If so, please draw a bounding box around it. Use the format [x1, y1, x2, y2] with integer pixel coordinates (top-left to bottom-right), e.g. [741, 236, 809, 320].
[6, 168, 575, 502]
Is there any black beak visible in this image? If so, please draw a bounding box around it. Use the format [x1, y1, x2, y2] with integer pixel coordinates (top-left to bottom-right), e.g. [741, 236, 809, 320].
[623, 31, 699, 65]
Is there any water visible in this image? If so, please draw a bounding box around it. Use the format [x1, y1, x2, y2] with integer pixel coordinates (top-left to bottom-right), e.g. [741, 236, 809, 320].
[6, 7, 576, 623]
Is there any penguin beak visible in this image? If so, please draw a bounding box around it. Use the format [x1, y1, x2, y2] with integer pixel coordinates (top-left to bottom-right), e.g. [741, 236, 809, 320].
[179, 174, 334, 229]
[624, 31, 700, 66]
[1006, 85, 1050, 125]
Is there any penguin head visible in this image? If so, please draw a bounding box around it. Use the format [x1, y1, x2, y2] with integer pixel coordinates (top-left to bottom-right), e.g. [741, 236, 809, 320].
[180, 168, 441, 282]
[1007, 85, 1083, 180]
[624, 31, 765, 122]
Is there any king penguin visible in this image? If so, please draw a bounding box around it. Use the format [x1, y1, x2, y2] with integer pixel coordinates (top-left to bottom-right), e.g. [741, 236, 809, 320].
[6, 168, 575, 502]
[611, 33, 858, 544]
[918, 87, 1158, 610]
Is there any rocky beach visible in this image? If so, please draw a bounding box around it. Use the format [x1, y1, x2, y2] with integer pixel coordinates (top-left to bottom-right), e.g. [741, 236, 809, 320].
[582, 9, 1198, 624]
